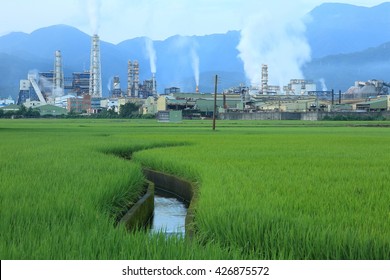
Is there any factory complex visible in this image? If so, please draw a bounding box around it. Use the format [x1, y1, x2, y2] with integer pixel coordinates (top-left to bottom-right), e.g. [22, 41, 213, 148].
[2, 34, 390, 120]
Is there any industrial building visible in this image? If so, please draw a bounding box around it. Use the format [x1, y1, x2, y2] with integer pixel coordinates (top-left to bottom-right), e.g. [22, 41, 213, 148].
[142, 96, 167, 115]
[355, 96, 390, 112]
[16, 34, 103, 107]
[67, 95, 91, 113]
[35, 104, 67, 116]
[157, 110, 182, 123]
[164, 87, 181, 95]
[71, 72, 90, 96]
[110, 76, 123, 97]
[127, 60, 139, 97]
[17, 72, 48, 106]
[284, 79, 317, 95]
[127, 60, 157, 98]
[0, 96, 15, 108]
[10, 31, 389, 120]
[17, 71, 92, 105]
[345, 80, 390, 99]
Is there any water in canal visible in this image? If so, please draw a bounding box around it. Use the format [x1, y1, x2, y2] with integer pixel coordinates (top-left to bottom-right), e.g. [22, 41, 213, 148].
[150, 189, 187, 236]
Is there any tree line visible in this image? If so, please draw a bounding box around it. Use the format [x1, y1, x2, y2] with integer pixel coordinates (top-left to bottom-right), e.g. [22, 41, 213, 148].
[0, 103, 154, 119]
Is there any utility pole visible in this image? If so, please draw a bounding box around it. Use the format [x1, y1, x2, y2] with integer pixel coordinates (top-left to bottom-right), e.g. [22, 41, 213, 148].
[331, 89, 334, 105]
[339, 90, 342, 104]
[212, 75, 218, 131]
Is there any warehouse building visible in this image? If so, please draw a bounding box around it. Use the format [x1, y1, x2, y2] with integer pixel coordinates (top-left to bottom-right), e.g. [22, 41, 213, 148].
[356, 96, 390, 112]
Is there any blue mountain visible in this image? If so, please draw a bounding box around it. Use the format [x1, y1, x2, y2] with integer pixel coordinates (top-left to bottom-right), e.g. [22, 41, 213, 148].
[306, 2, 390, 58]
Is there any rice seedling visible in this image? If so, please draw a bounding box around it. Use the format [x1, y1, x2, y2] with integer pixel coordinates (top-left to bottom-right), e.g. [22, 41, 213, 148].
[1, 119, 389, 259]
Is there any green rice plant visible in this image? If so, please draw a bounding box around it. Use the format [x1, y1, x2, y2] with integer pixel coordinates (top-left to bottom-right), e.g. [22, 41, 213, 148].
[1, 119, 390, 259]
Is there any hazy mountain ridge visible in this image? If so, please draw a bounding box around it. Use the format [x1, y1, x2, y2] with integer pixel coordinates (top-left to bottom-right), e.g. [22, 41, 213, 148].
[303, 41, 390, 90]
[307, 2, 390, 58]
[1, 3, 390, 98]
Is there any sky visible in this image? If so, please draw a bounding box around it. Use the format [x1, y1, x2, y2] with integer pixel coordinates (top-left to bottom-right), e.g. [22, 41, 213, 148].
[0, 0, 387, 44]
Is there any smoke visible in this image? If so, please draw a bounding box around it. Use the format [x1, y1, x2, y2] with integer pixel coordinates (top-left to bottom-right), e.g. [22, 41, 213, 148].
[27, 69, 39, 80]
[190, 42, 200, 87]
[37, 75, 63, 97]
[237, 10, 311, 88]
[87, 0, 102, 34]
[319, 78, 328, 91]
[107, 76, 112, 92]
[145, 37, 157, 73]
[172, 36, 200, 89]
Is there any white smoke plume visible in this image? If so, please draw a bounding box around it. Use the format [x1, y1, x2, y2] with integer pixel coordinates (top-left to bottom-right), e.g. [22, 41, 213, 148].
[87, 0, 102, 34]
[107, 76, 113, 92]
[34, 73, 63, 98]
[319, 78, 328, 91]
[145, 37, 157, 74]
[237, 9, 311, 88]
[190, 42, 200, 88]
[172, 36, 200, 89]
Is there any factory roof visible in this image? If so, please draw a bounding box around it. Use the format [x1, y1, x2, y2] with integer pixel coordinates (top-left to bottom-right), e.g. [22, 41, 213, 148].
[357, 98, 388, 109]
[1, 104, 20, 111]
[167, 99, 195, 105]
[195, 98, 243, 111]
[36, 104, 68, 116]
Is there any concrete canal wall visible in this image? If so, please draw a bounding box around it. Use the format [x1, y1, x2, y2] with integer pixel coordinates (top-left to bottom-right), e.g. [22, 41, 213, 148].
[120, 168, 197, 237]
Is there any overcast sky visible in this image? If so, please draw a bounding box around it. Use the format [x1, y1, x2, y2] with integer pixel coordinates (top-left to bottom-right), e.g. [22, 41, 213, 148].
[0, 0, 386, 43]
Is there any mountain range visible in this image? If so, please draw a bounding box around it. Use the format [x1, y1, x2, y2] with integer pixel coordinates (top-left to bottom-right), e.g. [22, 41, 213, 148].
[1, 2, 390, 99]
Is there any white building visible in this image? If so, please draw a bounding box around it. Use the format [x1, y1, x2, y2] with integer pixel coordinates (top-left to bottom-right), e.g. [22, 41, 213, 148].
[54, 95, 76, 108]
[0, 96, 15, 108]
[284, 79, 317, 95]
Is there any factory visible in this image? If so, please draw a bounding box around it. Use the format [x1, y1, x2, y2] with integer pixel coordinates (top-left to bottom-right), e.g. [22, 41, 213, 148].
[16, 47, 92, 107]
[345, 80, 390, 99]
[15, 34, 158, 114]
[283, 79, 317, 95]
[16, 35, 102, 109]
[8, 34, 389, 119]
[127, 60, 157, 98]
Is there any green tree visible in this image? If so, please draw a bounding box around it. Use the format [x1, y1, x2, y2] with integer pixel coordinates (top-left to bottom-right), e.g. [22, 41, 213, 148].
[119, 102, 140, 118]
[25, 107, 40, 118]
[17, 105, 27, 116]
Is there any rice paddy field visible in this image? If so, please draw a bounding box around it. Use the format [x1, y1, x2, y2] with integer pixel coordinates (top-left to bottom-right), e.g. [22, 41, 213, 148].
[1, 119, 389, 260]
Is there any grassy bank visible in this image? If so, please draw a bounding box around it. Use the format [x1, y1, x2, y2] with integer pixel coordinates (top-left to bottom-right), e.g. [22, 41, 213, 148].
[1, 119, 389, 259]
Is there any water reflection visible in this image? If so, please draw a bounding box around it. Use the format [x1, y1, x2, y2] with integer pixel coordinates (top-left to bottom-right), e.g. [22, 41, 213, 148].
[150, 190, 187, 236]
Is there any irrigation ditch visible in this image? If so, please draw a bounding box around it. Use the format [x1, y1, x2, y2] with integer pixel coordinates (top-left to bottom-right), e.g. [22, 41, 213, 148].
[113, 149, 197, 238]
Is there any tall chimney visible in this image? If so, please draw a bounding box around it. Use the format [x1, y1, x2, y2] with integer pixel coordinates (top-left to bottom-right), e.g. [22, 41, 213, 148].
[127, 60, 134, 97]
[54, 50, 64, 96]
[89, 34, 102, 97]
[261, 64, 268, 95]
[152, 72, 157, 96]
[133, 60, 139, 98]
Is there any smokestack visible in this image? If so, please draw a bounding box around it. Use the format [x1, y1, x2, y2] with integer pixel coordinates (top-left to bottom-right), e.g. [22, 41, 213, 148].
[110, 76, 121, 97]
[89, 34, 102, 97]
[261, 64, 268, 95]
[152, 73, 157, 96]
[133, 60, 139, 98]
[127, 60, 134, 97]
[53, 50, 64, 96]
